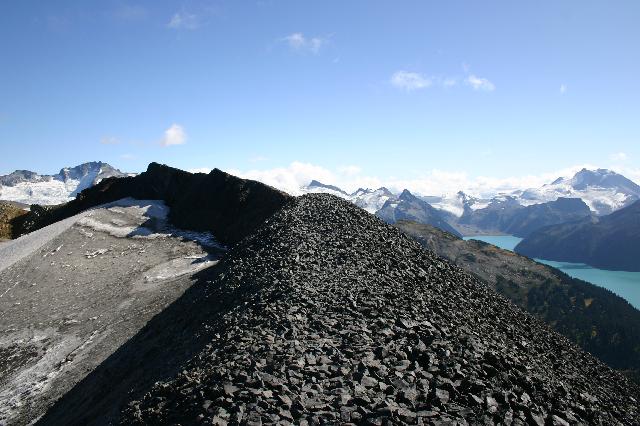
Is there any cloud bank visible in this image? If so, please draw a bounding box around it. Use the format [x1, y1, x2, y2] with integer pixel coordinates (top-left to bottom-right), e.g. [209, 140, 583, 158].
[225, 162, 640, 199]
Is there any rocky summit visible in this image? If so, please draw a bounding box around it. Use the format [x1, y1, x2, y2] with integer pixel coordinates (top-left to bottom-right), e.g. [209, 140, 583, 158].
[99, 194, 639, 425]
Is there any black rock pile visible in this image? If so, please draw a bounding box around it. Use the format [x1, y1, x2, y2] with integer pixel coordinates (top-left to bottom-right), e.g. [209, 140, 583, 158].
[121, 194, 639, 425]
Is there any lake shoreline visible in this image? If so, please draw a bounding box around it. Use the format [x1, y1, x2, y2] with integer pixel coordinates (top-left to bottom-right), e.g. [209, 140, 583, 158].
[464, 235, 640, 309]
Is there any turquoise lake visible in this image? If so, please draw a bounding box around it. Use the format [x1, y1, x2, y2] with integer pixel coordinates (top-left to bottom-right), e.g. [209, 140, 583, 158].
[463, 235, 640, 309]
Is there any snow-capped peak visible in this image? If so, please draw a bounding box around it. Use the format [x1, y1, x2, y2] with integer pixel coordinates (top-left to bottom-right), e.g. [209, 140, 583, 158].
[301, 180, 397, 214]
[520, 168, 640, 215]
[0, 161, 127, 206]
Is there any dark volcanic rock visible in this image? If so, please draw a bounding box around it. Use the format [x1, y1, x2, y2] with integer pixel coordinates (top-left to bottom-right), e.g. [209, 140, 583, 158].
[395, 220, 640, 382]
[107, 194, 639, 425]
[13, 163, 292, 246]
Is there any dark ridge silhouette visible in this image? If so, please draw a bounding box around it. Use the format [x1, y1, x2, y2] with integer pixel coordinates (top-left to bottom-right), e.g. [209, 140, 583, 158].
[12, 163, 292, 246]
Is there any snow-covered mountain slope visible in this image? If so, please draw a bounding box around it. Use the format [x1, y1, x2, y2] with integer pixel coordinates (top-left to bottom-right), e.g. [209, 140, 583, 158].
[302, 167, 639, 220]
[0, 162, 128, 206]
[302, 181, 396, 213]
[350, 187, 396, 213]
[518, 168, 640, 215]
[377, 189, 462, 237]
[422, 191, 491, 218]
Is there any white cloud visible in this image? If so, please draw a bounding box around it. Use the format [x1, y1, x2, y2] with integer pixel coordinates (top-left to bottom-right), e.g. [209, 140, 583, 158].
[391, 70, 495, 92]
[282, 33, 325, 54]
[391, 71, 432, 91]
[120, 153, 136, 160]
[465, 75, 495, 91]
[227, 162, 633, 199]
[229, 162, 335, 195]
[560, 84, 567, 94]
[168, 12, 199, 30]
[610, 152, 629, 162]
[100, 136, 120, 145]
[160, 124, 187, 147]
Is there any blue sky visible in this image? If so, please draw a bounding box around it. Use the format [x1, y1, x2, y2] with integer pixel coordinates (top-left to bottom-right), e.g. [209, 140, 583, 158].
[1, 1, 639, 193]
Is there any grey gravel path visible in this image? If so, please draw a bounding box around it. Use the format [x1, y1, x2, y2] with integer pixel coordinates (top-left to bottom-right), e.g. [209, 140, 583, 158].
[0, 212, 88, 273]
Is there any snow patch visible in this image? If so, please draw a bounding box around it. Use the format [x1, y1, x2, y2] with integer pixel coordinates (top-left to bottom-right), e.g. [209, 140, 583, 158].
[0, 198, 223, 274]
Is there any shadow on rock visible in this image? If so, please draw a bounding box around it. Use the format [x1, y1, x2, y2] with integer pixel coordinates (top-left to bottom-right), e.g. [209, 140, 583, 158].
[36, 260, 251, 426]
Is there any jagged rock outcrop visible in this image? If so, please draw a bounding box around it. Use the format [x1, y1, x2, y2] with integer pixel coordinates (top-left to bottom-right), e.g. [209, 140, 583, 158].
[377, 189, 462, 237]
[12, 163, 292, 246]
[92, 194, 639, 425]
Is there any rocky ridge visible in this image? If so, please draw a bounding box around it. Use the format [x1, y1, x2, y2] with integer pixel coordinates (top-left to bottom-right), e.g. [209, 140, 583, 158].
[115, 194, 639, 425]
[377, 190, 462, 237]
[12, 163, 292, 247]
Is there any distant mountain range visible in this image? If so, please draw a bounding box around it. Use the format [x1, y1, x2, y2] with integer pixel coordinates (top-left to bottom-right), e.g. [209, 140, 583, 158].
[376, 189, 462, 237]
[0, 161, 127, 206]
[3, 163, 638, 255]
[518, 168, 640, 215]
[303, 168, 639, 238]
[516, 200, 640, 271]
[305, 180, 395, 213]
[457, 196, 592, 238]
